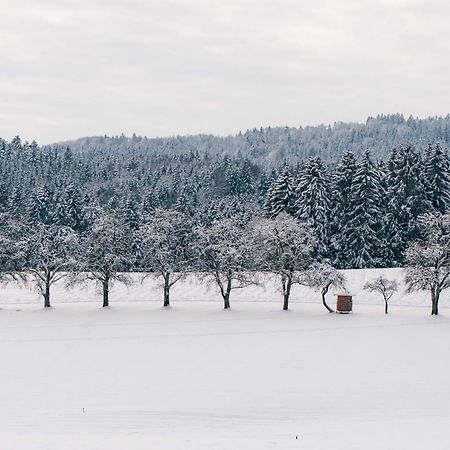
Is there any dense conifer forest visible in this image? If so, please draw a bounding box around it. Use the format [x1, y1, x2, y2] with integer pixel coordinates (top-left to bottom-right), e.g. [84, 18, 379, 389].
[1, 113, 450, 282]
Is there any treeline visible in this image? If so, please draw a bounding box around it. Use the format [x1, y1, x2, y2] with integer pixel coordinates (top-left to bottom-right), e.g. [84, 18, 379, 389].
[0, 211, 319, 310]
[60, 114, 450, 164]
[1, 208, 450, 316]
[1, 133, 449, 269]
[264, 143, 450, 268]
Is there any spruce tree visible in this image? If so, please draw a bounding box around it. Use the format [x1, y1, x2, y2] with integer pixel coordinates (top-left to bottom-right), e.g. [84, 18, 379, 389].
[343, 151, 383, 268]
[385, 144, 430, 262]
[121, 194, 141, 231]
[329, 151, 357, 267]
[424, 143, 450, 213]
[28, 185, 54, 225]
[294, 157, 331, 259]
[263, 167, 295, 218]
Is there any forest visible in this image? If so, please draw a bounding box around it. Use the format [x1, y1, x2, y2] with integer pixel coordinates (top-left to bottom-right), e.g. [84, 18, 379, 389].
[1, 115, 450, 314]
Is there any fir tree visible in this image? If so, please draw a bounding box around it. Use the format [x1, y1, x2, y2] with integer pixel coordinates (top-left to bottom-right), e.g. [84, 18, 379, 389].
[424, 143, 450, 213]
[329, 151, 357, 267]
[263, 167, 295, 218]
[343, 151, 383, 268]
[28, 185, 54, 225]
[294, 157, 331, 259]
[121, 194, 141, 231]
[385, 144, 430, 262]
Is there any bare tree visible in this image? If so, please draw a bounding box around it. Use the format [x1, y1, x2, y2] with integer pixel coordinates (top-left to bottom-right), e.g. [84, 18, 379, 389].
[194, 218, 258, 309]
[300, 262, 346, 312]
[139, 209, 193, 307]
[24, 224, 78, 308]
[70, 214, 133, 307]
[364, 276, 399, 314]
[250, 214, 316, 310]
[404, 212, 450, 315]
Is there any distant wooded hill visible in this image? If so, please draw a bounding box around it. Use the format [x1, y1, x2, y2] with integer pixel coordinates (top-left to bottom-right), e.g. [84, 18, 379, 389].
[55, 114, 450, 165]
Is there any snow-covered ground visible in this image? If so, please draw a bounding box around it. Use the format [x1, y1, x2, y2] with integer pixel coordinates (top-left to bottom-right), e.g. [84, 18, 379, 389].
[1, 268, 449, 450]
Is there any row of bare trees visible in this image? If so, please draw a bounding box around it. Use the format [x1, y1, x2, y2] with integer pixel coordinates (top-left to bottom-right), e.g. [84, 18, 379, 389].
[1, 209, 450, 315]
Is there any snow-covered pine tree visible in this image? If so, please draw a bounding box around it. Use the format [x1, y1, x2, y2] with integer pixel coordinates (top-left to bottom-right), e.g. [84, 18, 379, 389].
[7, 187, 22, 218]
[294, 157, 331, 259]
[385, 144, 430, 262]
[63, 185, 85, 232]
[141, 189, 158, 217]
[263, 167, 295, 218]
[377, 157, 404, 267]
[329, 151, 357, 267]
[174, 189, 195, 216]
[423, 143, 450, 214]
[28, 185, 54, 225]
[342, 151, 383, 268]
[119, 193, 142, 263]
[121, 193, 141, 231]
[53, 184, 86, 232]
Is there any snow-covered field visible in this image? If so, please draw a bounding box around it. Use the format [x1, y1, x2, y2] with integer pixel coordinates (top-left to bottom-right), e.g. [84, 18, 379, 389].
[1, 268, 450, 450]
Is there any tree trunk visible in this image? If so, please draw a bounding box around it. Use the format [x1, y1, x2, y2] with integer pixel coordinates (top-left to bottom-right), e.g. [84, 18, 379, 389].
[223, 292, 231, 309]
[102, 280, 109, 308]
[431, 289, 439, 316]
[321, 285, 334, 313]
[43, 282, 51, 308]
[163, 273, 171, 307]
[282, 275, 292, 311]
[384, 298, 389, 314]
[223, 276, 232, 309]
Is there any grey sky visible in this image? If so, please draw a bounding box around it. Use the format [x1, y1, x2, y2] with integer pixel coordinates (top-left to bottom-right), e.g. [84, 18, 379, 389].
[1, 0, 449, 144]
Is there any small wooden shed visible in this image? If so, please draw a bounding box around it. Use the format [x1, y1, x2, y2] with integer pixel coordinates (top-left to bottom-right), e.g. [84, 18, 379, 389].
[336, 295, 352, 314]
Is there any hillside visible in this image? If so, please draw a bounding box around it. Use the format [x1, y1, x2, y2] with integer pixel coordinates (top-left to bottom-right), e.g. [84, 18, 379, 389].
[54, 114, 450, 164]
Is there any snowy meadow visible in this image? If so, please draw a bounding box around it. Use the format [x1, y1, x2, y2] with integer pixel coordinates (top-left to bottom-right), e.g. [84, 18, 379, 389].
[1, 268, 449, 450]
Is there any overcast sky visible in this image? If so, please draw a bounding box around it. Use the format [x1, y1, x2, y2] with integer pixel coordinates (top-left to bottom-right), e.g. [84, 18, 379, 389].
[1, 0, 449, 144]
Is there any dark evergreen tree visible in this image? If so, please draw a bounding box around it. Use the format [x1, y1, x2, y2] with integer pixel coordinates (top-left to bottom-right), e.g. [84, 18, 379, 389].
[263, 167, 295, 218]
[424, 143, 450, 213]
[121, 194, 141, 231]
[28, 185, 54, 225]
[329, 151, 357, 267]
[342, 151, 383, 268]
[385, 144, 430, 262]
[294, 157, 331, 259]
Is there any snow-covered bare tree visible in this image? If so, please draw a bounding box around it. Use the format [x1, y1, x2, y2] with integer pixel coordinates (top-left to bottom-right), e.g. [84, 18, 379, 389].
[71, 214, 133, 307]
[194, 219, 258, 309]
[24, 224, 79, 308]
[404, 212, 450, 315]
[364, 276, 399, 314]
[139, 209, 193, 307]
[250, 214, 316, 310]
[300, 262, 346, 313]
